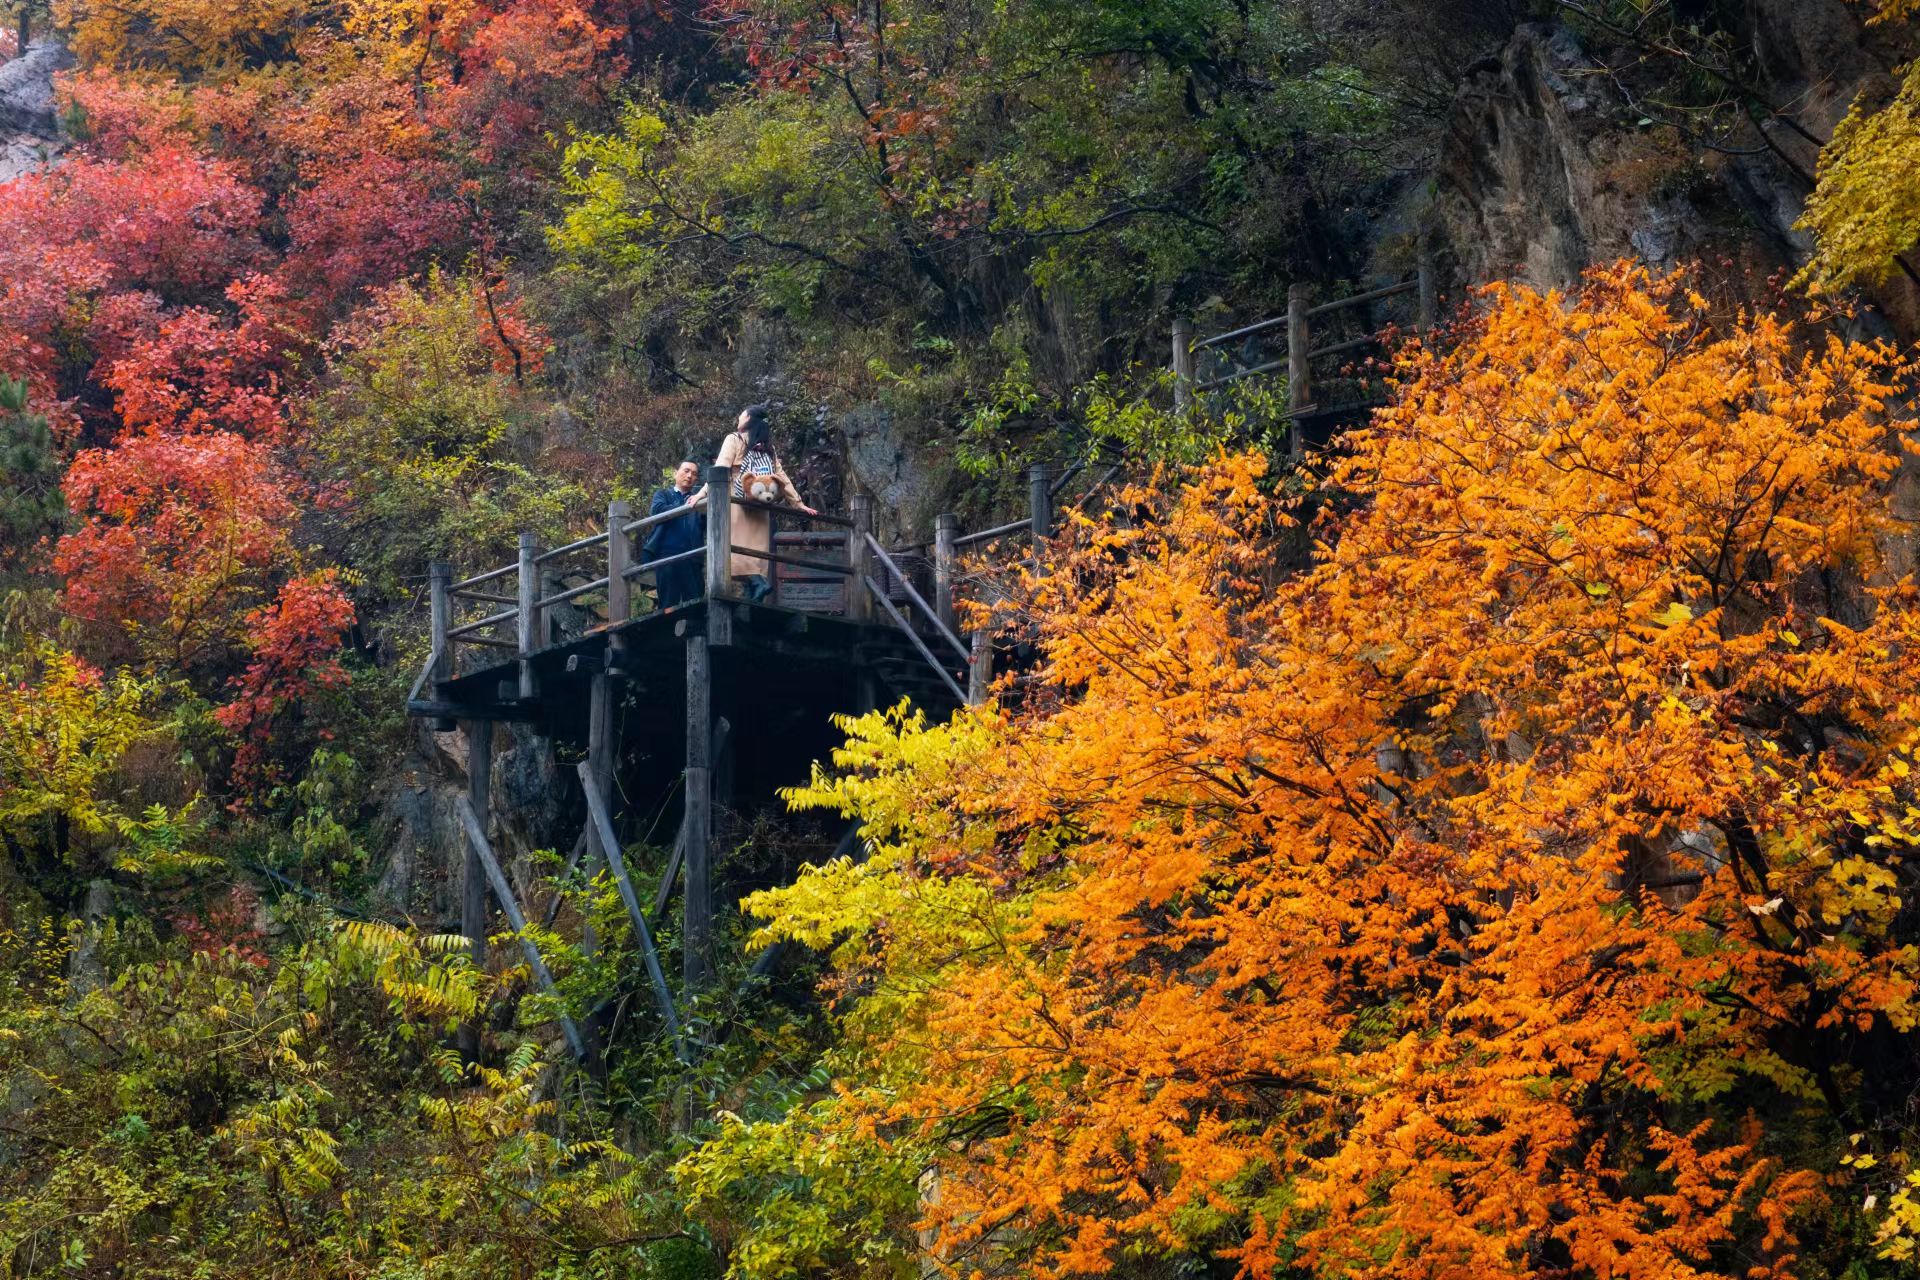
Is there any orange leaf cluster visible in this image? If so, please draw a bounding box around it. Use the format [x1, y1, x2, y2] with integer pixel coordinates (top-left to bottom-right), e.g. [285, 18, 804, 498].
[802, 265, 1920, 1278]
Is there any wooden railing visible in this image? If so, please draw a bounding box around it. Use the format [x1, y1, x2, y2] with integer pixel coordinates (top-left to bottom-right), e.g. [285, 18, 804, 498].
[422, 461, 1087, 708]
[1171, 263, 1437, 457]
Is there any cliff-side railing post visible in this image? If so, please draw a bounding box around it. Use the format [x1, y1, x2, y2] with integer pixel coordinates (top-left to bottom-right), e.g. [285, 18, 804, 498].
[1287, 282, 1311, 460]
[847, 493, 874, 622]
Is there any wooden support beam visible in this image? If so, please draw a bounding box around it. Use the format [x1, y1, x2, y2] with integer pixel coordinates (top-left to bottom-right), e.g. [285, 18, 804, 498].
[684, 632, 713, 994]
[406, 698, 540, 723]
[652, 719, 730, 926]
[455, 795, 590, 1064]
[575, 761, 683, 1049]
[460, 722, 492, 1060]
[1287, 283, 1311, 461]
[933, 512, 958, 634]
[587, 672, 616, 800]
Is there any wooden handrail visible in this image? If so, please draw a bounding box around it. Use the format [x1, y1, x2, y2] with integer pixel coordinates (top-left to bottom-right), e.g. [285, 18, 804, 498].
[861, 573, 967, 705]
[537, 576, 611, 610]
[535, 530, 610, 566]
[622, 545, 705, 581]
[448, 607, 516, 638]
[1306, 276, 1417, 318]
[450, 562, 515, 591]
[727, 545, 853, 577]
[1193, 312, 1288, 351]
[952, 517, 1033, 548]
[865, 534, 971, 664]
[1306, 333, 1379, 362]
[622, 502, 702, 537]
[730, 495, 856, 528]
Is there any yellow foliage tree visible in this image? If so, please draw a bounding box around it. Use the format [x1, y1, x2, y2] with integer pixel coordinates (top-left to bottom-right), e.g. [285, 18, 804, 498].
[0, 630, 164, 860]
[54, 0, 325, 76]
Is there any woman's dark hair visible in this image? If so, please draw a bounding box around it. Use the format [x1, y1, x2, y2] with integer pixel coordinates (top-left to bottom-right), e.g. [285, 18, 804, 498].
[741, 403, 774, 453]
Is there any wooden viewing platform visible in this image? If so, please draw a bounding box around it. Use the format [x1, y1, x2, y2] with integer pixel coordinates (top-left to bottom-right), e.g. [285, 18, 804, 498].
[406, 265, 1418, 1065]
[407, 463, 1069, 1064]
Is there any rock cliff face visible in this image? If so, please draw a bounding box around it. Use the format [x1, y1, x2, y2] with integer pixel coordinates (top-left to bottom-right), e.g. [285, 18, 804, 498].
[0, 39, 70, 182]
[1429, 3, 1916, 329]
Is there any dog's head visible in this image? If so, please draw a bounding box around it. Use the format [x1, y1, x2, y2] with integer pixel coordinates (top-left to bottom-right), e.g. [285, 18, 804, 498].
[743, 473, 782, 504]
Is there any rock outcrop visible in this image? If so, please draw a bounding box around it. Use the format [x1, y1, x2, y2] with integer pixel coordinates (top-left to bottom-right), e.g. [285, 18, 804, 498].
[0, 39, 71, 182]
[1428, 4, 1916, 329]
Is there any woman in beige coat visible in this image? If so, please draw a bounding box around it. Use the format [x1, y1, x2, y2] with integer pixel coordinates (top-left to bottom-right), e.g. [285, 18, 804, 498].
[701, 405, 815, 601]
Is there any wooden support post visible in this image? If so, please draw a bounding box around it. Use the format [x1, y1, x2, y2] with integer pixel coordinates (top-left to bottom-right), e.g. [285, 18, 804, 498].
[968, 628, 992, 706]
[1417, 239, 1437, 334]
[455, 796, 589, 1064]
[429, 562, 453, 684]
[683, 633, 713, 995]
[1172, 316, 1194, 412]
[650, 718, 729, 926]
[847, 494, 874, 623]
[1287, 282, 1311, 460]
[516, 532, 540, 699]
[576, 762, 683, 1049]
[459, 720, 492, 1060]
[606, 499, 632, 628]
[587, 674, 615, 798]
[703, 465, 732, 603]
[1028, 464, 1051, 574]
[933, 512, 958, 634]
[429, 561, 456, 731]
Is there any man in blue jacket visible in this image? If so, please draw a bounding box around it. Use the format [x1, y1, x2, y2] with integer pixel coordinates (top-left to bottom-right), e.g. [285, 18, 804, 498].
[643, 460, 705, 609]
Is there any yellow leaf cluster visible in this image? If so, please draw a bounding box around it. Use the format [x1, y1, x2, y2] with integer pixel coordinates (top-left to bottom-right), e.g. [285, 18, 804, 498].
[1798, 58, 1920, 291]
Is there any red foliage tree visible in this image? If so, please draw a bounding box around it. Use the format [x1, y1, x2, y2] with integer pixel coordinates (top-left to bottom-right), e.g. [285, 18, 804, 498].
[213, 570, 356, 789]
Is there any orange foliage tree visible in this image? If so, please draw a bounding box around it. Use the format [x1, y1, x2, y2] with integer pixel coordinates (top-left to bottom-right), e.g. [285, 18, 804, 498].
[731, 265, 1920, 1278]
